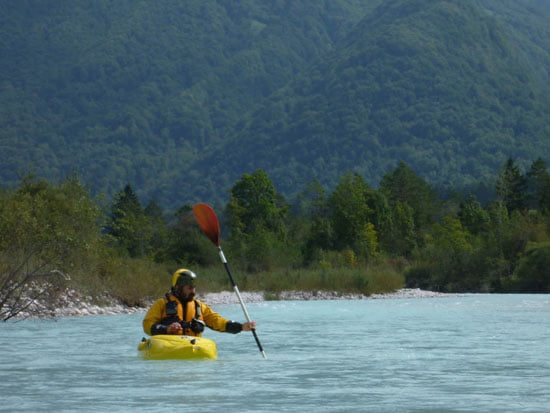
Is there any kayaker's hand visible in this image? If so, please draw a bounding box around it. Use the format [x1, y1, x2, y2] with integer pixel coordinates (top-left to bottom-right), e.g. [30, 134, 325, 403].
[242, 321, 256, 331]
[167, 322, 183, 335]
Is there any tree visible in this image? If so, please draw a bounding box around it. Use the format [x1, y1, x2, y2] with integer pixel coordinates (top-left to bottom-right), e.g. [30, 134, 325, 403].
[458, 195, 490, 234]
[379, 162, 438, 255]
[526, 158, 550, 212]
[0, 175, 103, 320]
[328, 172, 378, 257]
[380, 161, 438, 229]
[226, 169, 288, 237]
[495, 158, 527, 213]
[144, 199, 171, 262]
[421, 216, 475, 292]
[386, 201, 417, 256]
[166, 204, 218, 266]
[512, 242, 550, 292]
[106, 184, 151, 257]
[299, 179, 333, 261]
[225, 169, 291, 271]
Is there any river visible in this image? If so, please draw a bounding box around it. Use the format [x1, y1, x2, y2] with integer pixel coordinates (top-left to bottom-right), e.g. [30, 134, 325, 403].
[1, 294, 548, 412]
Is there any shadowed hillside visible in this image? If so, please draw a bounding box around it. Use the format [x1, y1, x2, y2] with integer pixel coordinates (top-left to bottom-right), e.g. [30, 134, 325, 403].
[194, 0, 549, 203]
[0, 0, 548, 206]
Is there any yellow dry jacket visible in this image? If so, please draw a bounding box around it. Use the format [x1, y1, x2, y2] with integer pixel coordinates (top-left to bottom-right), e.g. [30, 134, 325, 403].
[142, 294, 229, 336]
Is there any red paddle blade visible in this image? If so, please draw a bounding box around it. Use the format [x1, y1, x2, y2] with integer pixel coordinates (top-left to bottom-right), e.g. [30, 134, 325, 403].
[193, 203, 221, 247]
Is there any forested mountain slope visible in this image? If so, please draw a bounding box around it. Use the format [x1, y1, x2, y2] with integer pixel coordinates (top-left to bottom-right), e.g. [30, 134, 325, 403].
[196, 0, 550, 201]
[1, 0, 548, 207]
[0, 0, 379, 202]
[477, 0, 550, 88]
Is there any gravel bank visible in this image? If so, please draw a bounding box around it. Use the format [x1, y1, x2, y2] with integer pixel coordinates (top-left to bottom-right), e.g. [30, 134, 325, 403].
[16, 288, 458, 319]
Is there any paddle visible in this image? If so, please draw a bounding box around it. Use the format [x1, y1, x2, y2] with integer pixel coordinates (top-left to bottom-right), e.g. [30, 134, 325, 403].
[193, 203, 267, 359]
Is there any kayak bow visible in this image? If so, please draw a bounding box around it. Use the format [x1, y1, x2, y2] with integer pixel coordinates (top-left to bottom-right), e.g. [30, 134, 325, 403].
[138, 335, 217, 360]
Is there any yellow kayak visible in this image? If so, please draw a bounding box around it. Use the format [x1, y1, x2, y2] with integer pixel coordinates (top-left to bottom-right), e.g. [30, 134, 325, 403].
[138, 335, 218, 360]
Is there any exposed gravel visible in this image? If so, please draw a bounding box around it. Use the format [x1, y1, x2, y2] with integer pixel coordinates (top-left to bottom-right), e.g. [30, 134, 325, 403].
[15, 288, 459, 319]
[275, 288, 455, 301]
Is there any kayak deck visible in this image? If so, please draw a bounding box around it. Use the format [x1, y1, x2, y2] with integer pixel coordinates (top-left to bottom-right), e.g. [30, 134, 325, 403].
[138, 335, 217, 360]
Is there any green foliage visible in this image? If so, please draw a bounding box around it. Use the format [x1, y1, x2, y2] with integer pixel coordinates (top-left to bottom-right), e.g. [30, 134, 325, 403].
[0, 174, 105, 319]
[242, 263, 404, 296]
[526, 158, 550, 212]
[224, 170, 296, 272]
[0, 175, 104, 265]
[226, 169, 288, 236]
[84, 256, 170, 307]
[379, 162, 438, 255]
[0, 0, 378, 207]
[496, 158, 528, 213]
[229, 228, 301, 273]
[3, 151, 550, 319]
[361, 222, 379, 259]
[510, 242, 550, 293]
[199, 0, 550, 205]
[166, 204, 220, 267]
[458, 195, 491, 234]
[413, 216, 479, 292]
[386, 201, 417, 256]
[143, 199, 172, 263]
[1, 0, 549, 209]
[380, 162, 439, 228]
[106, 184, 150, 257]
[406, 184, 550, 293]
[299, 179, 333, 262]
[328, 172, 377, 255]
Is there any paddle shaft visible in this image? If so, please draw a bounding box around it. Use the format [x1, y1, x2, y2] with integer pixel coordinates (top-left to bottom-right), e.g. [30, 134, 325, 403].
[218, 247, 267, 359]
[193, 203, 267, 359]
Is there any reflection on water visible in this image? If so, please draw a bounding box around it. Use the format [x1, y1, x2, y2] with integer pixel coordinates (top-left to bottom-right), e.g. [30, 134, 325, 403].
[1, 295, 549, 412]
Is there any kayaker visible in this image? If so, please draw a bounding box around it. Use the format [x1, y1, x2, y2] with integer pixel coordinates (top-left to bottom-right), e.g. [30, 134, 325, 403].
[143, 268, 256, 336]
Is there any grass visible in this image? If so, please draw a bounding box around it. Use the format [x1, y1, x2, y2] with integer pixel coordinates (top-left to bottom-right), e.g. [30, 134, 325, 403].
[240, 263, 405, 296]
[69, 256, 407, 306]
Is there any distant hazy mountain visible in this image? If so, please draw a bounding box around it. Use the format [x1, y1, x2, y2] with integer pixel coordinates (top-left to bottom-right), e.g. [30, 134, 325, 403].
[1, 0, 548, 207]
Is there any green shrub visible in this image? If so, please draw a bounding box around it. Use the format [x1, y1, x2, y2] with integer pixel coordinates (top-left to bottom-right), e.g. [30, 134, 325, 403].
[510, 242, 550, 292]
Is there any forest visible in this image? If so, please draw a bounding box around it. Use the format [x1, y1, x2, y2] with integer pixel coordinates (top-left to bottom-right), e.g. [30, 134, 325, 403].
[1, 0, 550, 207]
[1, 158, 549, 320]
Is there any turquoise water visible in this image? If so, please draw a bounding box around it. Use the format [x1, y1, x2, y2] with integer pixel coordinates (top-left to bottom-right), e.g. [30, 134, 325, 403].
[1, 295, 549, 412]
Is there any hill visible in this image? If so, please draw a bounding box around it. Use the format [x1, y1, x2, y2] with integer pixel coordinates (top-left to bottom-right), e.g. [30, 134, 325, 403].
[0, 0, 379, 201]
[0, 0, 548, 207]
[194, 0, 550, 202]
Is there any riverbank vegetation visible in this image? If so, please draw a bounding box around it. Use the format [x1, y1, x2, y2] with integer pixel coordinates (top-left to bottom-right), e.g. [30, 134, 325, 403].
[1, 158, 549, 320]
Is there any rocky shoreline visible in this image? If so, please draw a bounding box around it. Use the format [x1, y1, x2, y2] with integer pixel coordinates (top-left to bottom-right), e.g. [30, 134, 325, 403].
[18, 288, 457, 319]
[201, 288, 454, 304]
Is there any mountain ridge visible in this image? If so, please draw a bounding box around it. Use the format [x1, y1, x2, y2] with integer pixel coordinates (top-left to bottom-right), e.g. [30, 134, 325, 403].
[192, 0, 549, 203]
[0, 0, 548, 207]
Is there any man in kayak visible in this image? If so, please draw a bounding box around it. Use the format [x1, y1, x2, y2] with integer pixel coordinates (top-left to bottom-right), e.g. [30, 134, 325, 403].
[143, 268, 256, 336]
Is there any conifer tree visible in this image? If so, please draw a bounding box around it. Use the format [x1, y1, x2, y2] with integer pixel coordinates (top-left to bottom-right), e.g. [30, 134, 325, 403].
[495, 158, 527, 213]
[379, 161, 438, 255]
[225, 169, 291, 271]
[107, 184, 150, 257]
[526, 158, 550, 212]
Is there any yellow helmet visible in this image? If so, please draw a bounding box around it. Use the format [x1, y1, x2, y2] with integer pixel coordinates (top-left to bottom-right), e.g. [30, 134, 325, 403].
[172, 269, 197, 287]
